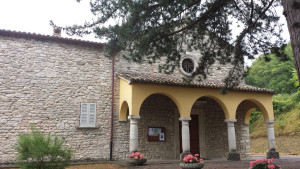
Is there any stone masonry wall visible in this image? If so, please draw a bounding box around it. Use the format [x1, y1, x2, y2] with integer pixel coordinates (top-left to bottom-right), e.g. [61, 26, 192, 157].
[138, 94, 178, 159]
[235, 106, 251, 159]
[114, 50, 243, 83]
[202, 99, 229, 158]
[201, 98, 250, 159]
[0, 35, 113, 163]
[0, 31, 248, 163]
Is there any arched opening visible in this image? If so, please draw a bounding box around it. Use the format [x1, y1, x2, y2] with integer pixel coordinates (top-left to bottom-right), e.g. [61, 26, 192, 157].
[137, 94, 180, 159]
[235, 99, 270, 158]
[188, 96, 229, 159]
[119, 101, 129, 121]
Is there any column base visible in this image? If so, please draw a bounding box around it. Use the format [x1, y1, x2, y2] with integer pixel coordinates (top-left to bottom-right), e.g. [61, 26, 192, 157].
[227, 151, 240, 161]
[180, 152, 191, 161]
[267, 149, 279, 159]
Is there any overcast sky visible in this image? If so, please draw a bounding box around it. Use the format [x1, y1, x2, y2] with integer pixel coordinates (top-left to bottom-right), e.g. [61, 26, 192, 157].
[0, 0, 291, 65]
[0, 0, 100, 41]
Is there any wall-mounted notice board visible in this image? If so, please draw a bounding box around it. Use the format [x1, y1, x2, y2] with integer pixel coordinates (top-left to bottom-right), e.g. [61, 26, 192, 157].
[148, 127, 165, 142]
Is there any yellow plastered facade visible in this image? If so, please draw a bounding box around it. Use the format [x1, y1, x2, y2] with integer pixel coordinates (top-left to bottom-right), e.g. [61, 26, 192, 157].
[119, 79, 274, 122]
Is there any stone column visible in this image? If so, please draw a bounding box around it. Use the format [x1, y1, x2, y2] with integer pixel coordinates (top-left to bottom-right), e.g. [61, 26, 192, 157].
[265, 120, 279, 159]
[179, 117, 191, 160]
[225, 119, 240, 160]
[128, 115, 140, 152]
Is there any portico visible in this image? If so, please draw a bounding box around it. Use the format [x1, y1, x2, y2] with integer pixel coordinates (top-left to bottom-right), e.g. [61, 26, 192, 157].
[118, 72, 278, 160]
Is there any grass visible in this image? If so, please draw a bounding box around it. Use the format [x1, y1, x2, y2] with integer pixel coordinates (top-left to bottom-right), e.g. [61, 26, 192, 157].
[250, 109, 300, 138]
[250, 107, 300, 155]
[250, 136, 300, 155]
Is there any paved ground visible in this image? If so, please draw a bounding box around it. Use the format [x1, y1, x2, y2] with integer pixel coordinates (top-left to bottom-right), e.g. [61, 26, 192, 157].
[122, 156, 300, 169]
[1, 156, 300, 169]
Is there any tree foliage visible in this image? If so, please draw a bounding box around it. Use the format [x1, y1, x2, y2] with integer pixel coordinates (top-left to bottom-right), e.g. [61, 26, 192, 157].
[245, 43, 297, 94]
[15, 126, 72, 169]
[59, 0, 285, 88]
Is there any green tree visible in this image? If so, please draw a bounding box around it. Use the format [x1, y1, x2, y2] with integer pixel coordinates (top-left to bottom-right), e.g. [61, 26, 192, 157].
[282, 0, 300, 86]
[245, 43, 296, 94]
[58, 0, 285, 88]
[15, 127, 72, 169]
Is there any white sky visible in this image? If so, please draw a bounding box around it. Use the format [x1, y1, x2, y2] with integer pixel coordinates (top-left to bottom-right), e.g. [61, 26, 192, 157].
[0, 0, 99, 41]
[0, 0, 291, 65]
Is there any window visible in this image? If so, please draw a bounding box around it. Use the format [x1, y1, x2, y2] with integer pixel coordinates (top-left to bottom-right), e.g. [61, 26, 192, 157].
[182, 58, 194, 73]
[80, 103, 96, 127]
[180, 57, 196, 76]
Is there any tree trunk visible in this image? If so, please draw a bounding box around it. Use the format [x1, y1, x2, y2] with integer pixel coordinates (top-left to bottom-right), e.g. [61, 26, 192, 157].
[282, 0, 300, 83]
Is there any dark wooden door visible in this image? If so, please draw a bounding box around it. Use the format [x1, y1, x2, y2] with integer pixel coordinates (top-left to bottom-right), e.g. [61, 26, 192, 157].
[190, 115, 200, 154]
[179, 115, 200, 154]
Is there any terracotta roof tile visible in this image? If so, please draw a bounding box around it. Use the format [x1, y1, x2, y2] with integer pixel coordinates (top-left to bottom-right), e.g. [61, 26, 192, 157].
[0, 29, 104, 47]
[117, 72, 275, 94]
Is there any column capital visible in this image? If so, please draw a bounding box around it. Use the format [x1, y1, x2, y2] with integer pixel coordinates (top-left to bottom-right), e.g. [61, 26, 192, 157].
[128, 115, 140, 120]
[179, 117, 192, 121]
[224, 119, 237, 123]
[265, 120, 275, 124]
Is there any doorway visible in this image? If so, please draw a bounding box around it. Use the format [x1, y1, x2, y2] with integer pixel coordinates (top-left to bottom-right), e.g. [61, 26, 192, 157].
[180, 114, 200, 154]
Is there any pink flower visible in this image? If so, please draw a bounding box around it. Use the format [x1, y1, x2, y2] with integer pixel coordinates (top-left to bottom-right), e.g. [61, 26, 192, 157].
[195, 154, 199, 157]
[189, 160, 193, 163]
[200, 159, 204, 161]
[134, 156, 138, 159]
[268, 165, 275, 169]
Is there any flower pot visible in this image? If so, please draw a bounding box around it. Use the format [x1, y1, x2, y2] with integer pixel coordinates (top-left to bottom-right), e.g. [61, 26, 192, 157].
[180, 162, 204, 169]
[128, 158, 147, 166]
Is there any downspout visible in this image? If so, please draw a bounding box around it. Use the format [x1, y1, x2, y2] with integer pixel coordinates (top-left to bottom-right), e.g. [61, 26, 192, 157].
[110, 56, 115, 161]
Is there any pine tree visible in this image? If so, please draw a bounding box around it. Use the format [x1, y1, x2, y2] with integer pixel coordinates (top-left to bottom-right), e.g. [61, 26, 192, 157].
[62, 0, 285, 88]
[282, 0, 300, 85]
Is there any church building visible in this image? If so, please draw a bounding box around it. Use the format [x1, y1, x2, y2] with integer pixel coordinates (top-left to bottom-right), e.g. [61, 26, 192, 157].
[0, 28, 279, 164]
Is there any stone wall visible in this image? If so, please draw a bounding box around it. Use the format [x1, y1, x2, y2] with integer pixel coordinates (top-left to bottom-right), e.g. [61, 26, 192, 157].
[138, 94, 178, 159]
[114, 49, 243, 83]
[199, 99, 229, 158]
[236, 107, 251, 159]
[197, 98, 250, 159]
[0, 34, 113, 163]
[0, 31, 249, 163]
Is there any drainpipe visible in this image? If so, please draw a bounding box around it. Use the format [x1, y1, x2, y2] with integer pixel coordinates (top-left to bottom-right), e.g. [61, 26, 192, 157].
[110, 56, 115, 161]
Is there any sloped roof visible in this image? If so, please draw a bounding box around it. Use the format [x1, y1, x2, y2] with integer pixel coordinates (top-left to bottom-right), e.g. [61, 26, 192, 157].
[0, 29, 104, 47]
[117, 72, 275, 94]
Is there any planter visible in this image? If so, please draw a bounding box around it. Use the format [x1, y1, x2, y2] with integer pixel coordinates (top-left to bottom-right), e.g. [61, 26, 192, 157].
[180, 162, 204, 169]
[128, 158, 147, 166]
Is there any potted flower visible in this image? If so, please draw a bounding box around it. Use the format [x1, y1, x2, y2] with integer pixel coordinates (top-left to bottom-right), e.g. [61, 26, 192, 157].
[180, 154, 204, 169]
[128, 152, 147, 166]
[250, 158, 281, 169]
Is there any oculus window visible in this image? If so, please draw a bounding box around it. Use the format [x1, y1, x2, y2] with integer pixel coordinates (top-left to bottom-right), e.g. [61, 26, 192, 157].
[180, 58, 195, 75]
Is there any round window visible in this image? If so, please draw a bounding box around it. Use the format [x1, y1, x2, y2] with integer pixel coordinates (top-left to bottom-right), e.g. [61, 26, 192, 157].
[181, 58, 194, 74]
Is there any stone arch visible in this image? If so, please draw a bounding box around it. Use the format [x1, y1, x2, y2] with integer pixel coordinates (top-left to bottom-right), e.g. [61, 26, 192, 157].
[119, 100, 129, 121]
[190, 95, 229, 158]
[236, 99, 270, 124]
[137, 92, 181, 117]
[138, 93, 180, 159]
[192, 95, 229, 119]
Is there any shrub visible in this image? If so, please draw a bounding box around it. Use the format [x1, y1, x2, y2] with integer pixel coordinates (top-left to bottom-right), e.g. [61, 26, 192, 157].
[15, 126, 72, 169]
